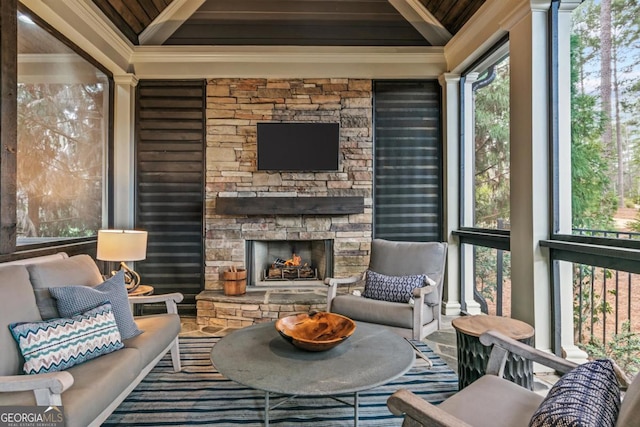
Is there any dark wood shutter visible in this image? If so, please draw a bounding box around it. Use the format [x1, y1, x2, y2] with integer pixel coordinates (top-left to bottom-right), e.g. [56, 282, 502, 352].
[373, 81, 442, 242]
[135, 80, 205, 315]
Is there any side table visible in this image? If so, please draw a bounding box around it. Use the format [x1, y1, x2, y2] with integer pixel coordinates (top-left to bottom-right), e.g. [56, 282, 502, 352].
[452, 314, 535, 390]
[128, 285, 154, 315]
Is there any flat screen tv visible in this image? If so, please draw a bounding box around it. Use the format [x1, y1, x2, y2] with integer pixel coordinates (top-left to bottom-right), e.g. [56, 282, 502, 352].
[257, 122, 340, 171]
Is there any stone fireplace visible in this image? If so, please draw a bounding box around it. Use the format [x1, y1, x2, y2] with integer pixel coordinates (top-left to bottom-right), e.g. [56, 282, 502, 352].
[197, 77, 374, 328]
[246, 239, 333, 287]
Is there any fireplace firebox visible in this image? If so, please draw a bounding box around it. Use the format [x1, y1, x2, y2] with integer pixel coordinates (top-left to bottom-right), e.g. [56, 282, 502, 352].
[246, 240, 333, 287]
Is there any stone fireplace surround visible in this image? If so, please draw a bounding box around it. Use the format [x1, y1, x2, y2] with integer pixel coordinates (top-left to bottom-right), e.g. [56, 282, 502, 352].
[197, 78, 373, 328]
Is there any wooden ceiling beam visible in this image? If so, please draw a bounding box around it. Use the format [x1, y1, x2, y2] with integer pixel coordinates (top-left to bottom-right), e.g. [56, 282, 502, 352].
[388, 0, 452, 46]
[138, 0, 205, 45]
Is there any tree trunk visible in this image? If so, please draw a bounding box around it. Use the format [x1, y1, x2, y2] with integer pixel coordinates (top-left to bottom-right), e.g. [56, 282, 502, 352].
[599, 0, 613, 160]
[613, 41, 625, 208]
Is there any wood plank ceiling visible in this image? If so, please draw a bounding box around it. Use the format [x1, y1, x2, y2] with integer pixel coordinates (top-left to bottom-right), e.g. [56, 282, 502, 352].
[92, 0, 486, 46]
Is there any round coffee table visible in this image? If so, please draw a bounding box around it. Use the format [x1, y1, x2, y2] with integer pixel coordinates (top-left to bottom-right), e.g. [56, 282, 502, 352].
[211, 321, 415, 426]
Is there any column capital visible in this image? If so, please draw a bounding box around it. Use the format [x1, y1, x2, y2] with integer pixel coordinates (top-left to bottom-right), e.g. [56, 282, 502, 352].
[531, 1, 552, 12]
[113, 74, 139, 87]
[558, 0, 582, 12]
[438, 73, 461, 87]
[464, 72, 480, 85]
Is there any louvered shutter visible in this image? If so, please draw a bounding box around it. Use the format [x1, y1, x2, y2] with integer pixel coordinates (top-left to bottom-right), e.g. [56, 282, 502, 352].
[135, 80, 205, 315]
[373, 81, 443, 242]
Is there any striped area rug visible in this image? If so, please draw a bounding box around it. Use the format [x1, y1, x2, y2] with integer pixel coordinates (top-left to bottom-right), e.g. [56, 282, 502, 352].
[104, 337, 458, 426]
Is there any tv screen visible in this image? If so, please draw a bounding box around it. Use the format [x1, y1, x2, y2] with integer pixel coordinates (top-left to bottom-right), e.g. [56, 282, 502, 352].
[257, 122, 340, 171]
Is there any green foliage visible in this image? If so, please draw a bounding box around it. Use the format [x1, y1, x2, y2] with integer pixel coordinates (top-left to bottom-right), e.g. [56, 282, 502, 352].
[473, 58, 510, 228]
[630, 211, 640, 232]
[582, 321, 640, 376]
[573, 265, 614, 343]
[474, 246, 511, 314]
[570, 35, 617, 229]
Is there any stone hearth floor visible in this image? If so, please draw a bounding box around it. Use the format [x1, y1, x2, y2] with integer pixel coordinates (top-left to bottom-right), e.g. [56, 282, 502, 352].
[179, 313, 557, 394]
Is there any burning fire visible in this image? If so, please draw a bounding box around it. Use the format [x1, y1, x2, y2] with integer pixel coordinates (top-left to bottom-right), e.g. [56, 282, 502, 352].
[284, 253, 302, 266]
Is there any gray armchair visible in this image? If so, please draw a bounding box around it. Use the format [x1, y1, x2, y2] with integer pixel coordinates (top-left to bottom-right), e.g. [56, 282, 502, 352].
[325, 239, 448, 341]
[387, 330, 640, 427]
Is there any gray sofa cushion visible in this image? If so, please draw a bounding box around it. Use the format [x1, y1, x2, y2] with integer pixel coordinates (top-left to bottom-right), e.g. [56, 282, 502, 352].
[125, 314, 181, 367]
[50, 270, 142, 340]
[0, 265, 42, 376]
[439, 375, 544, 427]
[27, 254, 104, 319]
[0, 348, 141, 427]
[331, 294, 433, 329]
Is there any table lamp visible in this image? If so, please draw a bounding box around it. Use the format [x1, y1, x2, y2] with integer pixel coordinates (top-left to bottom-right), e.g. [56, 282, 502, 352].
[97, 229, 148, 293]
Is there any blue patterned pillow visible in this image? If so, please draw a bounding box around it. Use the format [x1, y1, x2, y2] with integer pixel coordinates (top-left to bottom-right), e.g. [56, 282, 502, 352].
[529, 359, 620, 427]
[9, 302, 123, 375]
[49, 270, 142, 340]
[362, 270, 428, 303]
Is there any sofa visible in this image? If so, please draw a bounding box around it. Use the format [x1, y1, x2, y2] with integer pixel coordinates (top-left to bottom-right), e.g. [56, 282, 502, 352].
[0, 252, 183, 427]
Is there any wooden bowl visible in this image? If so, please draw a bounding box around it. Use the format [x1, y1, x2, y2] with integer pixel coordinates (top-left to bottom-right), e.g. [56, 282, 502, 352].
[275, 312, 356, 352]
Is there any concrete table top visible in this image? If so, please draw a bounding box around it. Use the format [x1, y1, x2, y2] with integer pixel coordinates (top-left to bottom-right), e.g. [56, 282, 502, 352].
[211, 321, 415, 396]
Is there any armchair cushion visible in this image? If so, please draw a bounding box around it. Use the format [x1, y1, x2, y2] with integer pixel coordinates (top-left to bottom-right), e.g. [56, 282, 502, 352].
[331, 294, 434, 329]
[529, 359, 620, 427]
[9, 302, 123, 375]
[363, 270, 434, 304]
[49, 270, 142, 340]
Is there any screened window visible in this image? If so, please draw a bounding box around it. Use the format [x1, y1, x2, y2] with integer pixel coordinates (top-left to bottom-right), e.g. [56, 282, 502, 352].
[570, 0, 640, 238]
[471, 54, 510, 230]
[16, 10, 109, 244]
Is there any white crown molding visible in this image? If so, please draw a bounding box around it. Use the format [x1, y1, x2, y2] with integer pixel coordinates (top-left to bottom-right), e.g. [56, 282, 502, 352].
[139, 0, 205, 46]
[445, 0, 530, 73]
[113, 74, 139, 87]
[388, 0, 452, 46]
[20, 0, 133, 74]
[130, 46, 446, 79]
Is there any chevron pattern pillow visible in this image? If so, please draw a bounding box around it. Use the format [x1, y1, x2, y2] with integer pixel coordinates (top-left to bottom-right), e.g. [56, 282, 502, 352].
[362, 270, 429, 303]
[9, 302, 124, 375]
[529, 359, 620, 427]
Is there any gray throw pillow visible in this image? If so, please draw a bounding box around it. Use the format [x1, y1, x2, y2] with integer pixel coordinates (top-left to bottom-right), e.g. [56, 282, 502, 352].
[49, 270, 142, 340]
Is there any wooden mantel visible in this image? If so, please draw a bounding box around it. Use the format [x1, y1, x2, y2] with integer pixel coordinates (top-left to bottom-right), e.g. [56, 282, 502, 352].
[215, 196, 364, 215]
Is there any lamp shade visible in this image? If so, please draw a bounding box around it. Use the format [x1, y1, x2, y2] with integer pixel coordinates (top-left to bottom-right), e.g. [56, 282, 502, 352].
[97, 230, 148, 262]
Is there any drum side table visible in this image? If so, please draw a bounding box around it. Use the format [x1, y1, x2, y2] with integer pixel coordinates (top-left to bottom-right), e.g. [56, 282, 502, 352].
[452, 314, 535, 390]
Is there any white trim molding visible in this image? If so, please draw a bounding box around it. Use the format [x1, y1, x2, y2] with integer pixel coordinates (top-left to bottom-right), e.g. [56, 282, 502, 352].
[130, 46, 447, 79]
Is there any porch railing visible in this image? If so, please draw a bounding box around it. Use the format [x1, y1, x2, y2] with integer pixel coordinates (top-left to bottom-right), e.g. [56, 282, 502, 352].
[474, 228, 640, 345]
[473, 227, 640, 375]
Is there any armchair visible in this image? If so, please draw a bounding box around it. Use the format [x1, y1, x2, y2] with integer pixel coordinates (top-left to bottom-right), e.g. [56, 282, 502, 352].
[387, 330, 640, 427]
[325, 239, 447, 340]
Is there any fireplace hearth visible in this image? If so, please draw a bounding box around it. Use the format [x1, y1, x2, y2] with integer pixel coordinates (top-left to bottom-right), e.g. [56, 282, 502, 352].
[246, 239, 333, 287]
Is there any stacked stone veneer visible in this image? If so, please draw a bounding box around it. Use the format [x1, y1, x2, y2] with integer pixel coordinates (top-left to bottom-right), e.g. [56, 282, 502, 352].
[199, 78, 374, 327]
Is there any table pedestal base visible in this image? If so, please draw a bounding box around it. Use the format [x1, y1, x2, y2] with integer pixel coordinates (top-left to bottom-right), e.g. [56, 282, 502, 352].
[264, 391, 360, 427]
[456, 330, 534, 390]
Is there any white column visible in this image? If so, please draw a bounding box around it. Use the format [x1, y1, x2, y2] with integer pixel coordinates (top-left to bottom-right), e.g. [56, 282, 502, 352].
[557, 0, 589, 363]
[112, 74, 138, 229]
[461, 73, 482, 314]
[508, 2, 552, 354]
[439, 73, 462, 316]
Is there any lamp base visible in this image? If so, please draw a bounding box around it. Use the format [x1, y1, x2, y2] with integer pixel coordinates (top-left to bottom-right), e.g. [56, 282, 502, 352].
[111, 261, 141, 293]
